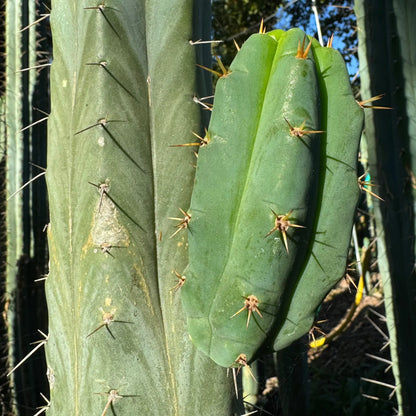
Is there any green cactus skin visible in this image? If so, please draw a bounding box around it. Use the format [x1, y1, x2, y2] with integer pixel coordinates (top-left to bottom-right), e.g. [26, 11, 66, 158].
[182, 28, 323, 368]
[182, 30, 364, 369]
[270, 39, 364, 351]
[45, 1, 236, 414]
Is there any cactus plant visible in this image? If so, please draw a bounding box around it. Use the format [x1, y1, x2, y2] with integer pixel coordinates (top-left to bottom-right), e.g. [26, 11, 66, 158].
[356, 0, 416, 413]
[3, 0, 49, 413]
[182, 28, 364, 368]
[45, 0, 239, 414]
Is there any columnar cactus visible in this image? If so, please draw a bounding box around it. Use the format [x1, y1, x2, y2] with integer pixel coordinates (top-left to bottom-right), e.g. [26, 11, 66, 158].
[357, 0, 416, 413]
[182, 28, 364, 368]
[45, 1, 236, 414]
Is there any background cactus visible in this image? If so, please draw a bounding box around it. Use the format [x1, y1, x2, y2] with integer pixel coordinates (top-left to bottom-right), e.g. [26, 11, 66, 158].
[356, 0, 416, 414]
[2, 0, 49, 413]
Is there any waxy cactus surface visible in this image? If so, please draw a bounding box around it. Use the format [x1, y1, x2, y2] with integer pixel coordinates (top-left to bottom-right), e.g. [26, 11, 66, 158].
[181, 28, 364, 368]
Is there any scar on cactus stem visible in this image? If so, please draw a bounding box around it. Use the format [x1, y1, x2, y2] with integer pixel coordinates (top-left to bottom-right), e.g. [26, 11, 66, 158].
[358, 173, 384, 201]
[284, 117, 324, 138]
[197, 55, 230, 78]
[295, 36, 313, 60]
[168, 208, 191, 238]
[170, 271, 186, 292]
[169, 130, 210, 148]
[265, 209, 305, 253]
[231, 295, 263, 328]
[234, 354, 256, 382]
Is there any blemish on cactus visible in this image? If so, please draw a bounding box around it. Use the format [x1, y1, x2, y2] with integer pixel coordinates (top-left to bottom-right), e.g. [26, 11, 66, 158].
[90, 185, 129, 248]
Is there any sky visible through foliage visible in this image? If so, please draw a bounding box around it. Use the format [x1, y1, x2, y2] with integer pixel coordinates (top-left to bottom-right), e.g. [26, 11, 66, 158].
[212, 0, 358, 81]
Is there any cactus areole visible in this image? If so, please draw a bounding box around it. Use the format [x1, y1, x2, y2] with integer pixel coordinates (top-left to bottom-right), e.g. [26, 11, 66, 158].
[181, 29, 364, 368]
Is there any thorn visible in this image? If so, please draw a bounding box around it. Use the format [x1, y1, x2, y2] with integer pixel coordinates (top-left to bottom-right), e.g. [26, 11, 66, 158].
[86, 61, 108, 68]
[365, 315, 389, 341]
[75, 115, 125, 135]
[19, 115, 49, 133]
[265, 209, 305, 253]
[98, 389, 122, 416]
[7, 330, 48, 376]
[231, 367, 239, 398]
[259, 19, 266, 34]
[231, 295, 263, 327]
[168, 208, 191, 238]
[170, 271, 186, 292]
[358, 94, 392, 110]
[20, 13, 50, 32]
[193, 95, 213, 111]
[95, 389, 138, 416]
[196, 55, 230, 78]
[361, 377, 396, 391]
[326, 34, 334, 48]
[33, 392, 50, 416]
[84, 2, 121, 39]
[7, 171, 46, 200]
[284, 117, 324, 138]
[295, 36, 313, 59]
[234, 354, 257, 383]
[17, 63, 51, 73]
[89, 180, 110, 213]
[358, 173, 384, 201]
[99, 242, 114, 257]
[170, 130, 210, 148]
[87, 307, 133, 338]
[189, 39, 223, 45]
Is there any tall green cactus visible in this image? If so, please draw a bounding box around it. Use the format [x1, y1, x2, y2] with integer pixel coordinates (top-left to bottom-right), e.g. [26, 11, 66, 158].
[356, 0, 416, 413]
[3, 0, 49, 413]
[182, 28, 363, 368]
[45, 1, 237, 414]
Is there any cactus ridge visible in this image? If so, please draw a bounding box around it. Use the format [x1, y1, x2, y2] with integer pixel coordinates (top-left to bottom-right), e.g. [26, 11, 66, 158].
[181, 29, 364, 368]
